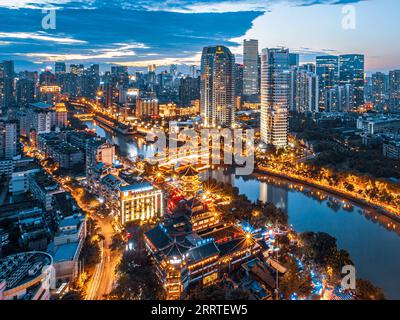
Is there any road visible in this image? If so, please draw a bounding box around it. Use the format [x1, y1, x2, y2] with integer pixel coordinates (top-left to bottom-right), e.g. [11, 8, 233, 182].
[86, 216, 119, 300]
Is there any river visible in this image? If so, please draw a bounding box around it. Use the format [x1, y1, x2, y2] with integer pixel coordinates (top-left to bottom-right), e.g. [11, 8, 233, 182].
[86, 121, 400, 299]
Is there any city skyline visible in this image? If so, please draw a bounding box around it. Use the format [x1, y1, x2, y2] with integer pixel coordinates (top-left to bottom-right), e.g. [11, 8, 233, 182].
[0, 0, 399, 73]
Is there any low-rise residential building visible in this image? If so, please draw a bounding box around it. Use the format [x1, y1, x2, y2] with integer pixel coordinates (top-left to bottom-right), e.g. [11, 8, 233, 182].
[66, 130, 97, 151]
[9, 160, 40, 195]
[0, 228, 9, 253]
[0, 201, 43, 223]
[52, 142, 84, 169]
[49, 215, 86, 282]
[18, 216, 51, 251]
[86, 138, 115, 174]
[38, 134, 84, 169]
[357, 115, 400, 135]
[383, 140, 400, 160]
[28, 171, 64, 211]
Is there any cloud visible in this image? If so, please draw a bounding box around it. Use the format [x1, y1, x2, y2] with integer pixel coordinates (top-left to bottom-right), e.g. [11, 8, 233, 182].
[0, 0, 377, 71]
[19, 42, 149, 61]
[0, 0, 77, 9]
[0, 0, 366, 12]
[0, 32, 86, 44]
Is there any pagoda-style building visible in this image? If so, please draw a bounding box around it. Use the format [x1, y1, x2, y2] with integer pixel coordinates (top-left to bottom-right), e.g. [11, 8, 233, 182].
[178, 165, 201, 199]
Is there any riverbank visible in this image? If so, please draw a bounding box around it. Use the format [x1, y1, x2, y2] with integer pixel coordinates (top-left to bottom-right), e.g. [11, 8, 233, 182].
[255, 166, 400, 224]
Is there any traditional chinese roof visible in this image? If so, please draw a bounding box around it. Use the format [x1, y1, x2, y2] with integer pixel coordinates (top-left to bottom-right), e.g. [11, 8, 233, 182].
[187, 242, 220, 264]
[180, 165, 199, 177]
[217, 237, 253, 257]
[161, 240, 190, 258]
[145, 224, 172, 250]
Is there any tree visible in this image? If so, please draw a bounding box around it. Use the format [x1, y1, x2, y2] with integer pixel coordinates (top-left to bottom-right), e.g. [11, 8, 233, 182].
[186, 283, 251, 300]
[80, 237, 101, 267]
[356, 279, 385, 300]
[109, 249, 163, 300]
[279, 256, 312, 299]
[110, 233, 125, 251]
[61, 289, 84, 300]
[186, 284, 226, 300]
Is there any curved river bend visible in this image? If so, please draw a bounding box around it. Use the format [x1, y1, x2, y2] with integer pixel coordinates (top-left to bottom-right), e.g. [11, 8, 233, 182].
[86, 121, 400, 299]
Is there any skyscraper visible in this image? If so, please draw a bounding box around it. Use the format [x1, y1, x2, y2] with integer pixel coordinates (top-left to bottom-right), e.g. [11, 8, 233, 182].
[389, 70, 400, 112]
[200, 46, 235, 128]
[81, 65, 100, 99]
[55, 62, 66, 75]
[16, 79, 35, 106]
[325, 84, 353, 112]
[339, 54, 365, 110]
[294, 69, 319, 113]
[189, 65, 198, 78]
[111, 65, 129, 87]
[260, 48, 290, 148]
[0, 61, 15, 114]
[371, 72, 386, 110]
[70, 64, 84, 76]
[234, 63, 244, 107]
[289, 53, 300, 67]
[316, 55, 339, 111]
[243, 39, 259, 98]
[0, 119, 20, 160]
[170, 64, 178, 77]
[179, 77, 200, 107]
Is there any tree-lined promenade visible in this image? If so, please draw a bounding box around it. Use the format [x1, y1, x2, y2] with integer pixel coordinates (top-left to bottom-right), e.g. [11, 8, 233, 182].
[256, 158, 400, 220]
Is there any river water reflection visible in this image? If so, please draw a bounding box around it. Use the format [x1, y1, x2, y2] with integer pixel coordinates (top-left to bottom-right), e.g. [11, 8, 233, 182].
[86, 121, 400, 299]
[203, 168, 400, 300]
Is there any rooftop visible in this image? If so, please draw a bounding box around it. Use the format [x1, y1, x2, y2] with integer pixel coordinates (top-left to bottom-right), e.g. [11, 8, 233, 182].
[187, 241, 219, 264]
[30, 172, 61, 192]
[119, 181, 156, 193]
[53, 242, 80, 262]
[30, 102, 52, 110]
[58, 214, 85, 229]
[0, 252, 52, 291]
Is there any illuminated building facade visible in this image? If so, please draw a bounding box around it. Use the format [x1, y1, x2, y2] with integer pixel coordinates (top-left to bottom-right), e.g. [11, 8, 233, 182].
[339, 54, 365, 110]
[118, 181, 164, 225]
[136, 96, 159, 118]
[52, 102, 68, 129]
[260, 48, 290, 148]
[39, 85, 61, 104]
[200, 46, 235, 128]
[0, 61, 15, 114]
[179, 166, 201, 199]
[316, 55, 339, 111]
[145, 220, 261, 300]
[389, 70, 400, 112]
[243, 39, 259, 98]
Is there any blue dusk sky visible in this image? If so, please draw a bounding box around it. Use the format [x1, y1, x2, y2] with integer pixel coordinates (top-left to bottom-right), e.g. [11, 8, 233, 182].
[0, 0, 399, 73]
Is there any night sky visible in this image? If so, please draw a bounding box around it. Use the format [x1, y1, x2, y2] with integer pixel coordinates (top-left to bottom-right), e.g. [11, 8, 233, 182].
[0, 0, 398, 73]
